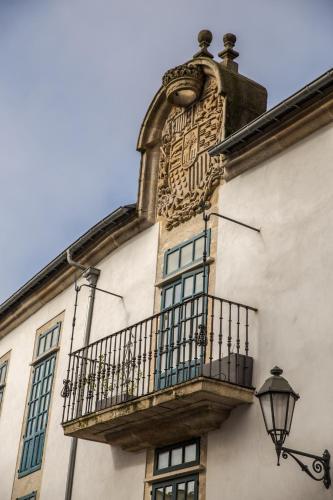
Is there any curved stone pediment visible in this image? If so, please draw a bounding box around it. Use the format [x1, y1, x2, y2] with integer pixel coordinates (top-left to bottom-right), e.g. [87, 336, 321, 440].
[157, 74, 224, 229]
[137, 58, 225, 229]
[136, 33, 267, 230]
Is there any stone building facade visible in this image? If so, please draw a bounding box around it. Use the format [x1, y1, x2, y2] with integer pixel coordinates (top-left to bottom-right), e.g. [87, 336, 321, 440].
[0, 30, 333, 500]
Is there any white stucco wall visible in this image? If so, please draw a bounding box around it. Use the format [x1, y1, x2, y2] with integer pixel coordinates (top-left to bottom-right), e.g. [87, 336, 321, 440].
[0, 223, 158, 500]
[207, 123, 333, 500]
[2, 119, 333, 500]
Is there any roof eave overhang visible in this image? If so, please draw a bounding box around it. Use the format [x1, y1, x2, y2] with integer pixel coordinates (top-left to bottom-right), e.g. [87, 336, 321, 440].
[0, 205, 153, 338]
[209, 68, 333, 158]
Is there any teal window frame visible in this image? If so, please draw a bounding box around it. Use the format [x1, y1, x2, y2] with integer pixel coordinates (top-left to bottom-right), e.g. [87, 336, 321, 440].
[17, 492, 37, 500]
[36, 323, 60, 358]
[18, 322, 60, 478]
[154, 439, 200, 475]
[161, 268, 207, 310]
[163, 230, 211, 277]
[0, 360, 8, 385]
[18, 355, 56, 478]
[157, 267, 208, 389]
[0, 359, 9, 412]
[152, 474, 198, 500]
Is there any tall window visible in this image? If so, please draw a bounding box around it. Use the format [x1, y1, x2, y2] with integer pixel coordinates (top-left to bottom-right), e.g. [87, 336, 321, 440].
[157, 233, 210, 389]
[18, 323, 60, 477]
[0, 356, 9, 413]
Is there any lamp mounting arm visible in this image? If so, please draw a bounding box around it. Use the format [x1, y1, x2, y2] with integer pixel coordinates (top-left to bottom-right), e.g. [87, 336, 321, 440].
[280, 446, 331, 489]
[203, 211, 260, 233]
[78, 283, 123, 299]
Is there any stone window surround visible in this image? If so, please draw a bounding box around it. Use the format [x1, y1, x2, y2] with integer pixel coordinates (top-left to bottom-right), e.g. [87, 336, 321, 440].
[144, 436, 207, 500]
[11, 312, 64, 500]
[0, 350, 10, 415]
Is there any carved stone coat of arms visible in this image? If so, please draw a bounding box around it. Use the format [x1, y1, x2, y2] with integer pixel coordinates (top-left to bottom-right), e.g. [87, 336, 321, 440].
[157, 77, 224, 229]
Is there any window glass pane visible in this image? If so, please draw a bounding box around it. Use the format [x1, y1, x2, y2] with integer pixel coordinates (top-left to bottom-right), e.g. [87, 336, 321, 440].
[171, 447, 182, 466]
[0, 362, 7, 385]
[187, 481, 195, 499]
[164, 288, 174, 309]
[158, 451, 169, 470]
[180, 243, 193, 268]
[185, 443, 196, 463]
[50, 329, 56, 349]
[167, 251, 179, 274]
[174, 283, 182, 304]
[38, 336, 46, 356]
[45, 333, 52, 352]
[165, 486, 173, 499]
[155, 488, 164, 500]
[194, 237, 204, 261]
[177, 482, 186, 500]
[183, 276, 194, 298]
[195, 272, 204, 294]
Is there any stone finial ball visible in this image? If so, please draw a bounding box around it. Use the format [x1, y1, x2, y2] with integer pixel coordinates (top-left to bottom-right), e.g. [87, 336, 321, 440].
[198, 30, 213, 45]
[223, 33, 237, 46]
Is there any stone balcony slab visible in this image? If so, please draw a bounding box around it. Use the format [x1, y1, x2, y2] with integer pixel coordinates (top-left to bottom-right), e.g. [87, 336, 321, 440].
[62, 376, 254, 451]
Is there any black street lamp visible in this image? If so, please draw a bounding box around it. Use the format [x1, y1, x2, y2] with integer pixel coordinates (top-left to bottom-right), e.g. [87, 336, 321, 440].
[256, 367, 331, 489]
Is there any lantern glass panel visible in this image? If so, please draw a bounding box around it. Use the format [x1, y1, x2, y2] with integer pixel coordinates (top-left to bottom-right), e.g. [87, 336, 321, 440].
[272, 393, 289, 431]
[286, 394, 296, 433]
[259, 393, 273, 432]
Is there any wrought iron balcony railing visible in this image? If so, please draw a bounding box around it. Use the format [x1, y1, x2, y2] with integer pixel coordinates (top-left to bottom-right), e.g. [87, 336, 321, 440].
[61, 293, 257, 424]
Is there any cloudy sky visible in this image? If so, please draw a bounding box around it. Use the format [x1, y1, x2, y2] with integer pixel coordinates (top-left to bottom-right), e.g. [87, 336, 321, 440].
[0, 0, 332, 303]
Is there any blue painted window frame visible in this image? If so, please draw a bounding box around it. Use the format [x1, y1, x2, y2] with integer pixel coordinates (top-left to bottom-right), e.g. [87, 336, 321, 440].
[36, 323, 60, 358]
[0, 360, 8, 385]
[18, 322, 60, 478]
[0, 359, 8, 412]
[161, 268, 207, 309]
[163, 230, 211, 277]
[17, 492, 37, 500]
[157, 267, 208, 389]
[18, 355, 56, 477]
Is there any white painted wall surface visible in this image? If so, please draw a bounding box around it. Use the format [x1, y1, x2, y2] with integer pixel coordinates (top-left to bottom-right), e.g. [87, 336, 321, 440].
[0, 223, 158, 500]
[2, 118, 333, 500]
[0, 314, 38, 500]
[207, 123, 333, 500]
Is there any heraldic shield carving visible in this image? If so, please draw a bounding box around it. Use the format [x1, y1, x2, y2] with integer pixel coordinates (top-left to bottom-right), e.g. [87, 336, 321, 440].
[157, 76, 224, 229]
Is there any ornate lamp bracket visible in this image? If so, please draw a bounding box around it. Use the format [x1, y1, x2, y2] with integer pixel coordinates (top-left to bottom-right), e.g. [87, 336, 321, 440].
[280, 446, 331, 489]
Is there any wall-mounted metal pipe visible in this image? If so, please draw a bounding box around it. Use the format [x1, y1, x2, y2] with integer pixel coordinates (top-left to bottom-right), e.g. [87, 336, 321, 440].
[65, 252, 100, 500]
[66, 249, 87, 272]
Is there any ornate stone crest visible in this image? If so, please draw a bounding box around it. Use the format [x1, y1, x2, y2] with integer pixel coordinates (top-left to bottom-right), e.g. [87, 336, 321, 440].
[157, 76, 224, 229]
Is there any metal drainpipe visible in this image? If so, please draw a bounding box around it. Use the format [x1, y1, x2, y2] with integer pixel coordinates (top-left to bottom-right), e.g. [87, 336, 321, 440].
[65, 251, 100, 500]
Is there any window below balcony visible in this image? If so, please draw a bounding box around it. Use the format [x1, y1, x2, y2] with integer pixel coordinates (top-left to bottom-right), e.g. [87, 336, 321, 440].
[152, 474, 198, 500]
[151, 439, 200, 500]
[155, 439, 200, 474]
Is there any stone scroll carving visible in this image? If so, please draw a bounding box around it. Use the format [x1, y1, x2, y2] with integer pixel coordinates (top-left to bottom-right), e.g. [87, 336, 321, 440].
[157, 77, 224, 229]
